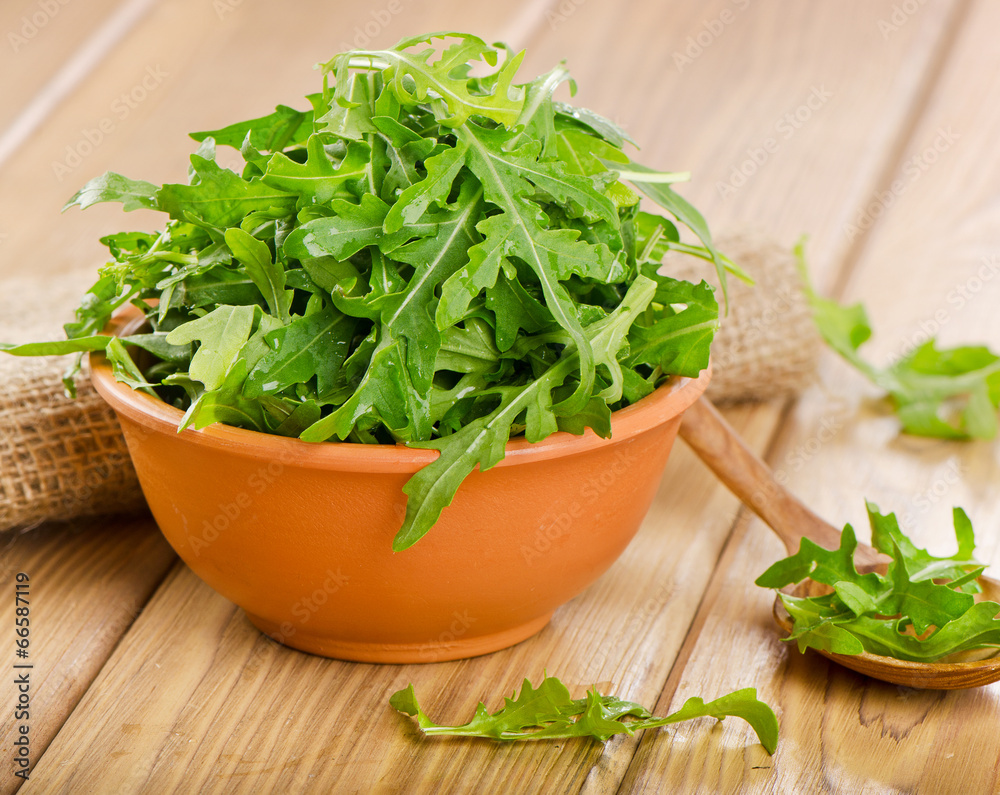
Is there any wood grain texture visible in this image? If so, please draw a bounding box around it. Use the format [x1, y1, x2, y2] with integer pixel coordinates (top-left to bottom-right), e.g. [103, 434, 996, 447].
[0, 517, 176, 795]
[623, 0, 1000, 792]
[0, 0, 130, 133]
[0, 0, 552, 280]
[519, 0, 964, 290]
[5, 0, 994, 792]
[679, 397, 858, 557]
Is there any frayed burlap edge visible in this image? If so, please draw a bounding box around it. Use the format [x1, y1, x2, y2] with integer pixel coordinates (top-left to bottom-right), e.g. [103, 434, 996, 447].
[0, 273, 145, 532]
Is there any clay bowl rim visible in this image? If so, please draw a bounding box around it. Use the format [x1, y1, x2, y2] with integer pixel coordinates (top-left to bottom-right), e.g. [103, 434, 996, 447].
[90, 306, 711, 474]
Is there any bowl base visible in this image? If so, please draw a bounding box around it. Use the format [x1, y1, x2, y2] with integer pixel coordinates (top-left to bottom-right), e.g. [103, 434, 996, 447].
[245, 612, 554, 663]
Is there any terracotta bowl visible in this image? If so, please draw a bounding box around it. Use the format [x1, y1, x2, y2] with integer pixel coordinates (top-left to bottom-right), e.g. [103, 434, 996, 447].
[91, 310, 709, 663]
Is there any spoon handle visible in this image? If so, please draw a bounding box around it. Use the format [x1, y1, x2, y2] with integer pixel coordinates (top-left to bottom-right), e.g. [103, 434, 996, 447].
[678, 396, 859, 557]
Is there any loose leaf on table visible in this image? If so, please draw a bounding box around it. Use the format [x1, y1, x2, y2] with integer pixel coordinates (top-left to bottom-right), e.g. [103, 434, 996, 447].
[797, 241, 1000, 440]
[390, 674, 778, 754]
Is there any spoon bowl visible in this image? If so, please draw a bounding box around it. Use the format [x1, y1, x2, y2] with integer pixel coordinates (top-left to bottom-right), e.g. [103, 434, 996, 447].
[679, 396, 1000, 690]
[772, 577, 1000, 689]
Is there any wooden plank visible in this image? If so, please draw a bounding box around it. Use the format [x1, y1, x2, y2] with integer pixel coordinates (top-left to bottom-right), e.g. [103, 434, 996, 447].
[0, 517, 176, 795]
[0, 0, 131, 133]
[17, 1, 967, 793]
[623, 0, 1000, 792]
[519, 0, 963, 292]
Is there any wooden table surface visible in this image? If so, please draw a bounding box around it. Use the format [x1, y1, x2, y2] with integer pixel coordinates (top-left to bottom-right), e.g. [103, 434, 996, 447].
[2, 1, 999, 792]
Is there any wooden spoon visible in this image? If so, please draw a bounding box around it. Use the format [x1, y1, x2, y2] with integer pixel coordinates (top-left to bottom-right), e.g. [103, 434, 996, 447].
[678, 396, 1000, 690]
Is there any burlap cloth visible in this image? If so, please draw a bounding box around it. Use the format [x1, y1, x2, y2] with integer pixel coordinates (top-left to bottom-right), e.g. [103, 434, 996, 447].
[0, 231, 821, 532]
[0, 272, 146, 531]
[667, 230, 823, 403]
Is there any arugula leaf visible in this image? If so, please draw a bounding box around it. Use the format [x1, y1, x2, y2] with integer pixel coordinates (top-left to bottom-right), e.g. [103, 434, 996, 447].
[284, 193, 415, 260]
[191, 103, 313, 152]
[626, 275, 719, 378]
[224, 227, 292, 323]
[244, 306, 355, 398]
[868, 502, 980, 585]
[324, 33, 525, 128]
[261, 136, 370, 206]
[393, 275, 656, 551]
[104, 337, 158, 396]
[0, 336, 111, 355]
[63, 172, 159, 212]
[758, 502, 1000, 662]
[165, 304, 255, 391]
[390, 675, 778, 754]
[158, 154, 297, 229]
[797, 241, 1000, 439]
[621, 161, 735, 303]
[756, 524, 880, 591]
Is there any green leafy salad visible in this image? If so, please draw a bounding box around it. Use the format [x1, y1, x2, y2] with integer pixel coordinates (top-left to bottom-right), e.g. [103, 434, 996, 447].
[757, 502, 1000, 662]
[2, 33, 732, 550]
[391, 674, 778, 753]
[798, 242, 1000, 440]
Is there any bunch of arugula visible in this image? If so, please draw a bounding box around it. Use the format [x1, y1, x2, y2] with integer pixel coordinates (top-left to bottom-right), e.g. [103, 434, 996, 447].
[390, 674, 778, 753]
[1, 33, 733, 550]
[797, 242, 1000, 440]
[757, 502, 1000, 662]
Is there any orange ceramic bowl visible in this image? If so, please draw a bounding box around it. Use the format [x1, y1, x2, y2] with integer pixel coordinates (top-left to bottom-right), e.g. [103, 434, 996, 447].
[91, 310, 709, 663]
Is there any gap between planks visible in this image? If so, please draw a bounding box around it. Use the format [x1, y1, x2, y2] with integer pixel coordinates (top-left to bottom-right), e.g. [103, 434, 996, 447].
[643, 399, 798, 719]
[826, 0, 974, 301]
[0, 0, 157, 170]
